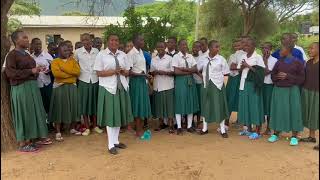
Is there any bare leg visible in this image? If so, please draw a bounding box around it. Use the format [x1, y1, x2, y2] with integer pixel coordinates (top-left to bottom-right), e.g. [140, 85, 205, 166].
[91, 115, 97, 128]
[310, 130, 316, 138]
[135, 117, 143, 137]
[83, 115, 90, 129]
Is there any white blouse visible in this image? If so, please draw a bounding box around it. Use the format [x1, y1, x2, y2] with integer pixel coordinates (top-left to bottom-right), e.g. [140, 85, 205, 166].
[150, 54, 174, 92]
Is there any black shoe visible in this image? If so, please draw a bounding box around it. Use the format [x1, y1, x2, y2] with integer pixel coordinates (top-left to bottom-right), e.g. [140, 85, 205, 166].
[187, 127, 196, 133]
[221, 132, 229, 138]
[300, 137, 317, 143]
[114, 143, 127, 149]
[174, 124, 178, 129]
[108, 147, 118, 155]
[177, 128, 183, 135]
[314, 144, 319, 150]
[198, 130, 208, 135]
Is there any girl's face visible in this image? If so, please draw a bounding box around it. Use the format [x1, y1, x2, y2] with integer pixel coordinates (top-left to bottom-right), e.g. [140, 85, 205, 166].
[179, 40, 188, 54]
[59, 45, 71, 59]
[209, 43, 220, 55]
[66, 42, 73, 54]
[125, 42, 133, 53]
[16, 32, 29, 49]
[280, 47, 290, 57]
[192, 43, 201, 55]
[308, 43, 319, 58]
[81, 35, 92, 50]
[156, 42, 166, 56]
[32, 39, 42, 54]
[108, 35, 119, 51]
[233, 42, 241, 51]
[243, 40, 254, 54]
[262, 46, 271, 56]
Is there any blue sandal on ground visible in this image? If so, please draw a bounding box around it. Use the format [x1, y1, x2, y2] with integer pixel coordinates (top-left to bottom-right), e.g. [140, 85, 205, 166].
[140, 130, 151, 141]
[249, 132, 261, 140]
[268, 135, 279, 143]
[290, 137, 299, 146]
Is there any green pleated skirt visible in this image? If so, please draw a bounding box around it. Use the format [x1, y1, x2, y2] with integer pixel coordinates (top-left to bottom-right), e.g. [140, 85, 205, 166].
[40, 83, 53, 113]
[262, 83, 274, 116]
[201, 81, 229, 123]
[129, 76, 152, 118]
[97, 86, 133, 127]
[10, 80, 48, 142]
[226, 75, 241, 113]
[238, 81, 264, 126]
[174, 75, 199, 114]
[269, 86, 303, 132]
[153, 89, 175, 118]
[78, 80, 98, 116]
[49, 84, 79, 124]
[301, 88, 319, 130]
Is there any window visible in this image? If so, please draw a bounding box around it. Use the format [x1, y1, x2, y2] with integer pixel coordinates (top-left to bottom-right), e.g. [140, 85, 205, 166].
[45, 34, 61, 45]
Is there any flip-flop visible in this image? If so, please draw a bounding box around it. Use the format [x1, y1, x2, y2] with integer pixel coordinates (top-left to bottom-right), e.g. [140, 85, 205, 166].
[249, 132, 261, 140]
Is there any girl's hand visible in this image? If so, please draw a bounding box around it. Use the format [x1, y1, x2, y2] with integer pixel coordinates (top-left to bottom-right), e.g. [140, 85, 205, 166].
[32, 67, 41, 74]
[241, 60, 250, 68]
[277, 72, 287, 80]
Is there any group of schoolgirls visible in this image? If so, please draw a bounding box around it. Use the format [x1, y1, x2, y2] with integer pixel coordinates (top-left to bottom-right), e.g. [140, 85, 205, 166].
[5, 29, 319, 155]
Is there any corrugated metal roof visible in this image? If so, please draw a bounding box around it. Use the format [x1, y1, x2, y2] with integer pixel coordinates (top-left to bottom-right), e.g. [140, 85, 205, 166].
[11, 15, 126, 28]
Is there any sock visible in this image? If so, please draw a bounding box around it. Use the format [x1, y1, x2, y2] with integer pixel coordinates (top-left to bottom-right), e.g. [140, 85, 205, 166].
[106, 126, 115, 150]
[114, 127, 120, 145]
[164, 118, 168, 125]
[187, 114, 193, 128]
[220, 120, 226, 134]
[202, 118, 208, 132]
[175, 114, 182, 128]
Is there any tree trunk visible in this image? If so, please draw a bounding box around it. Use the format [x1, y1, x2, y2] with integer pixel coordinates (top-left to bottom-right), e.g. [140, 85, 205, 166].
[1, 0, 16, 152]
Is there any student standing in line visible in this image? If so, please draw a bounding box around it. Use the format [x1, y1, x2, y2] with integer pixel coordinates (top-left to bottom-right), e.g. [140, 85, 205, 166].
[127, 34, 152, 138]
[199, 37, 209, 57]
[172, 39, 199, 135]
[93, 37, 103, 51]
[5, 30, 51, 152]
[225, 39, 244, 129]
[75, 33, 103, 136]
[291, 33, 308, 61]
[268, 46, 305, 146]
[94, 34, 133, 155]
[30, 38, 53, 115]
[260, 42, 278, 135]
[166, 37, 178, 57]
[192, 41, 203, 129]
[75, 41, 83, 50]
[150, 42, 175, 133]
[197, 40, 230, 138]
[299, 42, 319, 150]
[49, 41, 81, 141]
[125, 41, 134, 54]
[65, 40, 74, 56]
[237, 38, 266, 140]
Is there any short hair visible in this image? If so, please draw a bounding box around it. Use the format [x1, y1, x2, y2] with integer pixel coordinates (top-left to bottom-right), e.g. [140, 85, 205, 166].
[107, 33, 118, 41]
[93, 37, 102, 42]
[31, 38, 41, 44]
[58, 41, 68, 49]
[168, 36, 177, 42]
[156, 41, 166, 47]
[208, 40, 219, 48]
[11, 30, 24, 45]
[81, 33, 91, 38]
[261, 42, 273, 49]
[199, 37, 208, 44]
[132, 34, 143, 44]
[282, 33, 291, 39]
[47, 42, 57, 47]
[246, 37, 256, 47]
[75, 41, 82, 46]
[193, 41, 200, 45]
[64, 40, 72, 45]
[178, 39, 187, 46]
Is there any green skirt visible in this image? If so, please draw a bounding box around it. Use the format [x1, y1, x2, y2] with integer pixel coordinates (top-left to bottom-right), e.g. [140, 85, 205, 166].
[78, 80, 98, 116]
[174, 75, 199, 114]
[153, 89, 175, 118]
[301, 88, 319, 130]
[129, 76, 152, 118]
[40, 83, 53, 113]
[97, 86, 133, 127]
[262, 84, 274, 116]
[238, 81, 264, 126]
[10, 80, 48, 142]
[195, 83, 202, 115]
[49, 84, 79, 124]
[201, 81, 229, 123]
[270, 86, 303, 132]
[226, 75, 240, 113]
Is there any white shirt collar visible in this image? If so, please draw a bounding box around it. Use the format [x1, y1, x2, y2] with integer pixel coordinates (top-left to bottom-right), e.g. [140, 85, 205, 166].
[105, 48, 121, 56]
[132, 46, 142, 54]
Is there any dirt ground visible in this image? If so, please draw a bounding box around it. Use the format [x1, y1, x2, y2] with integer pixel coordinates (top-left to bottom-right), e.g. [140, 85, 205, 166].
[1, 114, 319, 180]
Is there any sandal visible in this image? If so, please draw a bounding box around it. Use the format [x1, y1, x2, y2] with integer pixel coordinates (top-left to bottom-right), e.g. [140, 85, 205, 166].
[55, 133, 64, 142]
[36, 138, 53, 145]
[249, 132, 261, 140]
[18, 144, 39, 153]
[168, 127, 175, 134]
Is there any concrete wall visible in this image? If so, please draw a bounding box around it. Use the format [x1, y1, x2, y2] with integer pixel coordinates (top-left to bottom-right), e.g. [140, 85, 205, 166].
[21, 27, 105, 49]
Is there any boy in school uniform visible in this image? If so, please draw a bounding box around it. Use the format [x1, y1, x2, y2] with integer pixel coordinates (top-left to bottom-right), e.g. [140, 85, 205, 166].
[74, 33, 103, 136]
[197, 40, 230, 138]
[93, 37, 103, 51]
[166, 37, 179, 57]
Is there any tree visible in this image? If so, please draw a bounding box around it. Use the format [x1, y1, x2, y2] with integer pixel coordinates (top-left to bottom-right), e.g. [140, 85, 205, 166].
[1, 0, 16, 152]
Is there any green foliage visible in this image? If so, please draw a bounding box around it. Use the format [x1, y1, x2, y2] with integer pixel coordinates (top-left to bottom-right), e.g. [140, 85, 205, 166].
[62, 11, 90, 16]
[103, 7, 172, 51]
[8, 0, 41, 33]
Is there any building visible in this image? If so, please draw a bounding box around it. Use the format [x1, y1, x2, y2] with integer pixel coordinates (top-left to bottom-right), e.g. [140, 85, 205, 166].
[310, 26, 319, 35]
[12, 15, 126, 46]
